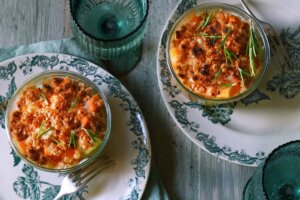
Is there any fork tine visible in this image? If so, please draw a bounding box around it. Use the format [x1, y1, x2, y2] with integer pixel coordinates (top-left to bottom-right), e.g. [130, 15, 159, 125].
[77, 159, 114, 187]
[70, 154, 110, 178]
[240, 0, 292, 73]
[265, 25, 291, 67]
[266, 29, 285, 72]
[53, 154, 114, 200]
[73, 155, 114, 187]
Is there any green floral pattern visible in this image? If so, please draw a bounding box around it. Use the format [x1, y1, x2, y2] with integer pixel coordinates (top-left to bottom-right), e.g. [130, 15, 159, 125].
[159, 0, 300, 165]
[131, 138, 150, 179]
[0, 53, 150, 199]
[14, 165, 87, 200]
[0, 61, 17, 80]
[157, 0, 289, 165]
[92, 72, 150, 198]
[0, 96, 8, 129]
[240, 89, 270, 106]
[184, 102, 237, 125]
[10, 148, 21, 167]
[168, 97, 266, 165]
[0, 77, 16, 128]
[121, 178, 139, 200]
[19, 55, 59, 74]
[158, 1, 270, 127]
[196, 132, 265, 165]
[267, 26, 300, 98]
[169, 100, 200, 132]
[60, 58, 98, 76]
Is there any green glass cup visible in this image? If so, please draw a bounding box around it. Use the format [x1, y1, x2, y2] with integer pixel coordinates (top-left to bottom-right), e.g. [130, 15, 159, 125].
[69, 0, 149, 75]
[243, 141, 300, 200]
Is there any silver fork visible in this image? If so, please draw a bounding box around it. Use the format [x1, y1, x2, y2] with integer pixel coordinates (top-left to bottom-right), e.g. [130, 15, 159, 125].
[240, 0, 292, 72]
[53, 155, 114, 200]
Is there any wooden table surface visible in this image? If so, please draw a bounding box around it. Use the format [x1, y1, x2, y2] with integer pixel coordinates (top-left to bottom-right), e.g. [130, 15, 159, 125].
[0, 0, 255, 199]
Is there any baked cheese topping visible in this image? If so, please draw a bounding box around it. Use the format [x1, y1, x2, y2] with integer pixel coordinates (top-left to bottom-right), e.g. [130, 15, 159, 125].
[9, 76, 107, 169]
[169, 9, 263, 99]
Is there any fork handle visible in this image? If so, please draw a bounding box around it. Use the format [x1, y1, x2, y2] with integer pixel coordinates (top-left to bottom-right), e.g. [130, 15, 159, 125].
[240, 0, 261, 23]
[53, 191, 65, 200]
[241, 0, 292, 70]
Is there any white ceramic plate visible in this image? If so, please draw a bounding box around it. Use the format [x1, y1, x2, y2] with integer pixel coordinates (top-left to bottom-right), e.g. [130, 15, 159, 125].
[157, 0, 300, 166]
[0, 53, 151, 199]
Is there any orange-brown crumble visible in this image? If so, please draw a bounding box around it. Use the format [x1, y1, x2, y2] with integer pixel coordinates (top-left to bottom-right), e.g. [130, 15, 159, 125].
[169, 9, 263, 99]
[9, 76, 107, 169]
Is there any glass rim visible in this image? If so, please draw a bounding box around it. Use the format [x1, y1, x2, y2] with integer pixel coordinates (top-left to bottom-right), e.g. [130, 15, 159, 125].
[5, 70, 112, 173]
[69, 0, 150, 42]
[242, 177, 252, 199]
[262, 140, 300, 200]
[166, 2, 270, 104]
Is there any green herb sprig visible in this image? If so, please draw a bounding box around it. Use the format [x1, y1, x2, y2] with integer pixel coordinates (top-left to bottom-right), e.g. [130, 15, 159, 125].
[38, 128, 53, 138]
[217, 29, 231, 52]
[238, 67, 250, 87]
[220, 83, 236, 88]
[68, 131, 76, 148]
[195, 10, 214, 33]
[38, 121, 45, 135]
[51, 137, 61, 145]
[224, 46, 237, 65]
[248, 23, 258, 77]
[69, 96, 78, 111]
[37, 120, 53, 138]
[39, 93, 47, 101]
[213, 68, 222, 81]
[82, 128, 98, 143]
[198, 33, 222, 39]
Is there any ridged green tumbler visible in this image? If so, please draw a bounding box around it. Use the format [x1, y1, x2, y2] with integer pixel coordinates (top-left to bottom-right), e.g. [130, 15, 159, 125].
[243, 141, 300, 200]
[69, 0, 149, 75]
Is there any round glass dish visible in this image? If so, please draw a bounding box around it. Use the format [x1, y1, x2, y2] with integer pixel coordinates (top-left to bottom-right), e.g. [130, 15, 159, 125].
[5, 70, 111, 173]
[166, 3, 270, 105]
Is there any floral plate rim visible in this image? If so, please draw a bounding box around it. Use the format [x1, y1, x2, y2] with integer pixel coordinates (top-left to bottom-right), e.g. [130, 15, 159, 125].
[0, 53, 151, 200]
[157, 0, 300, 166]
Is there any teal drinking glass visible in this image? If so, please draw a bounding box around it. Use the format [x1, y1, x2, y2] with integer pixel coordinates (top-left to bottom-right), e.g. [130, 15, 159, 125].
[69, 0, 149, 75]
[243, 141, 300, 200]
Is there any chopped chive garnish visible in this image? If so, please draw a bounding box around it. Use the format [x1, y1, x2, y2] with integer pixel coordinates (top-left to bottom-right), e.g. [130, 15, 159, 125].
[51, 138, 60, 145]
[197, 33, 222, 44]
[68, 131, 76, 148]
[201, 12, 214, 29]
[238, 67, 250, 87]
[213, 68, 222, 81]
[198, 33, 222, 39]
[195, 10, 214, 33]
[38, 121, 45, 135]
[69, 96, 78, 111]
[239, 67, 251, 77]
[39, 93, 47, 101]
[220, 83, 236, 88]
[217, 29, 231, 52]
[82, 128, 97, 143]
[38, 128, 53, 138]
[224, 46, 237, 65]
[248, 23, 258, 77]
[38, 121, 53, 138]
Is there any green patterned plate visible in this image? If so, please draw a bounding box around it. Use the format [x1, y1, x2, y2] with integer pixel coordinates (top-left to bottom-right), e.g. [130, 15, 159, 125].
[0, 53, 151, 200]
[157, 0, 300, 166]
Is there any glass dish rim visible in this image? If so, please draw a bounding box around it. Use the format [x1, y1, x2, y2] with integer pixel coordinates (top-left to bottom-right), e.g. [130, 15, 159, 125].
[166, 2, 271, 104]
[5, 70, 112, 173]
[69, 0, 150, 42]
